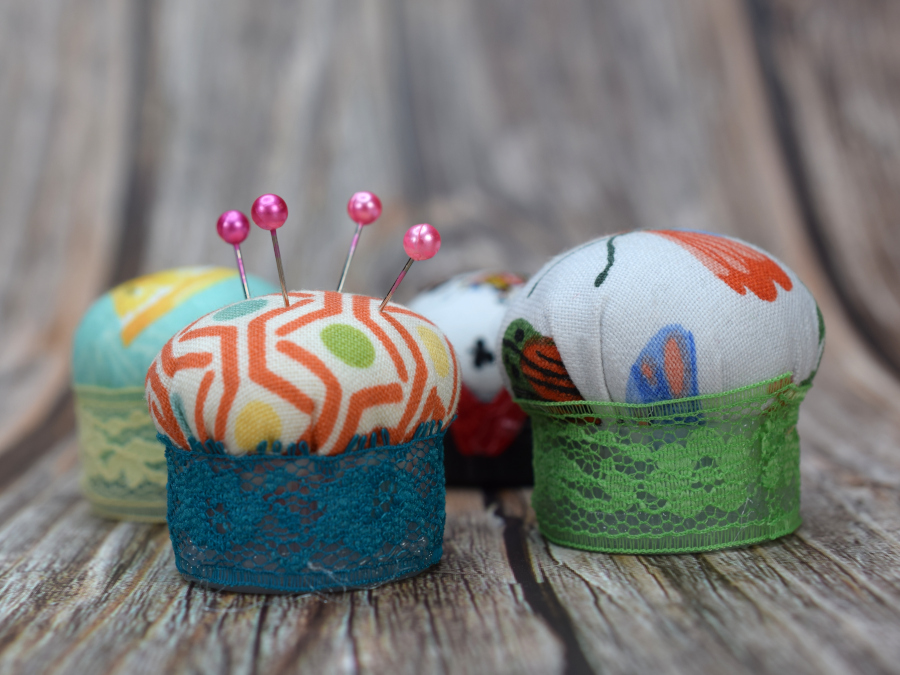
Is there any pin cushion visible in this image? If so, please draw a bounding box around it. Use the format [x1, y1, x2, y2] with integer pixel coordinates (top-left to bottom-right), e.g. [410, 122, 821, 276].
[499, 231, 824, 553]
[72, 267, 276, 522]
[146, 290, 460, 593]
[409, 271, 532, 487]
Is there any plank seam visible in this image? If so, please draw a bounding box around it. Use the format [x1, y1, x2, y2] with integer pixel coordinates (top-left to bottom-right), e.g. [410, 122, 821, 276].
[485, 491, 594, 675]
[0, 0, 158, 496]
[110, 0, 158, 287]
[0, 392, 75, 495]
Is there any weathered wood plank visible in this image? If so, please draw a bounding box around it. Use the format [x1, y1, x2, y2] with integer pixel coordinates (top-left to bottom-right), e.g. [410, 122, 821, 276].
[0, 441, 562, 675]
[2, 361, 900, 674]
[494, 363, 900, 675]
[2, 0, 900, 673]
[748, 0, 900, 374]
[132, 0, 825, 297]
[0, 0, 137, 454]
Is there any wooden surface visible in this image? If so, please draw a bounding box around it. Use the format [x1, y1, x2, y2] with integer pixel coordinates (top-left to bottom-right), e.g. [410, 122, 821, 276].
[2, 0, 900, 673]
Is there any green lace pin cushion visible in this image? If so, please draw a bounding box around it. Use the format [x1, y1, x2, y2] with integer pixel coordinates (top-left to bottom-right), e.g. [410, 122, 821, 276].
[72, 267, 276, 521]
[499, 231, 825, 553]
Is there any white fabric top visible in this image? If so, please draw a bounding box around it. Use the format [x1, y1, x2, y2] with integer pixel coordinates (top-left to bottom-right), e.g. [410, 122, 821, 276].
[498, 231, 823, 404]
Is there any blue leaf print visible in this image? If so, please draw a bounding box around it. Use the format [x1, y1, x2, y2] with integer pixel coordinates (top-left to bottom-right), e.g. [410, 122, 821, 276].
[626, 325, 699, 404]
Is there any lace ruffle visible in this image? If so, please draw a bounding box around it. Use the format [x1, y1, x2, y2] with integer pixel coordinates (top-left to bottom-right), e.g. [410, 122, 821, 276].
[517, 375, 807, 553]
[162, 423, 447, 593]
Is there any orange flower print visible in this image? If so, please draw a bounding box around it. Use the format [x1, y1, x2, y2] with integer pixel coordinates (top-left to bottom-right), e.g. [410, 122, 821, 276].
[502, 318, 583, 402]
[652, 231, 792, 302]
[520, 337, 582, 402]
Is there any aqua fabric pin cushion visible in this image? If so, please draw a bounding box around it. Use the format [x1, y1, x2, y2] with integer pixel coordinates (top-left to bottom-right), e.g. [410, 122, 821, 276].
[72, 267, 277, 522]
[499, 231, 825, 553]
[146, 290, 460, 593]
[408, 271, 532, 487]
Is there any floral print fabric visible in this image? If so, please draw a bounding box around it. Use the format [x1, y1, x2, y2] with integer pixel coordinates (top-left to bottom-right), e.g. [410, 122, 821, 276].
[499, 231, 823, 404]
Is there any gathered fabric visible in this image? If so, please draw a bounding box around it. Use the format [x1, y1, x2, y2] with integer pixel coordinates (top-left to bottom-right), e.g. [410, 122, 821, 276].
[518, 376, 807, 553]
[146, 291, 460, 457]
[162, 422, 447, 593]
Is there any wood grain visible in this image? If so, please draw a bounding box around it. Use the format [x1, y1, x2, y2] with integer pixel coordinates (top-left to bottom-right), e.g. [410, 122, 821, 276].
[2, 0, 900, 672]
[0, 0, 138, 454]
[0, 441, 562, 675]
[747, 0, 900, 375]
[132, 0, 820, 293]
[2, 357, 900, 674]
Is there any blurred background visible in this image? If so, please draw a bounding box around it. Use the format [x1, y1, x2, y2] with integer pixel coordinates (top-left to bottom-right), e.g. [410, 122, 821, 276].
[1, 0, 899, 461]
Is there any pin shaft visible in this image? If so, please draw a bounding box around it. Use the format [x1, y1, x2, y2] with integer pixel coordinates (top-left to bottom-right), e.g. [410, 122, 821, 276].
[270, 230, 289, 307]
[336, 223, 364, 293]
[379, 258, 414, 312]
[233, 244, 251, 299]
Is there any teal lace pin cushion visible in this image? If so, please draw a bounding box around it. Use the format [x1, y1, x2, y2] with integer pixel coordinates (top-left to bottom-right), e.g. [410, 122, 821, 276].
[72, 267, 276, 522]
[499, 231, 825, 552]
[146, 291, 461, 592]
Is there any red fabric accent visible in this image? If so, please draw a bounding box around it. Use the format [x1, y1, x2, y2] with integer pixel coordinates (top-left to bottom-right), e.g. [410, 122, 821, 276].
[663, 335, 685, 398]
[449, 386, 528, 458]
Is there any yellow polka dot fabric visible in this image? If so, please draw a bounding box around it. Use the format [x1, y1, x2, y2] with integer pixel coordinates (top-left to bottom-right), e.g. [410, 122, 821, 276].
[146, 291, 461, 456]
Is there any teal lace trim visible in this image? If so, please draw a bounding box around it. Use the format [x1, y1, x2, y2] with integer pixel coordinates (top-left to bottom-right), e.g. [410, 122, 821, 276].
[162, 422, 447, 593]
[516, 375, 808, 553]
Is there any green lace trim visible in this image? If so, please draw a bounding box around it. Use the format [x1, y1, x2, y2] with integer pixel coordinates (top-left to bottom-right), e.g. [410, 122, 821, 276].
[73, 385, 167, 522]
[516, 374, 808, 553]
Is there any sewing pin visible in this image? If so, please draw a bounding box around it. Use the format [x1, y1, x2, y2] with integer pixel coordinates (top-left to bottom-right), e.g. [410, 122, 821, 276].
[379, 223, 441, 312]
[251, 193, 290, 307]
[216, 210, 252, 299]
[337, 191, 382, 292]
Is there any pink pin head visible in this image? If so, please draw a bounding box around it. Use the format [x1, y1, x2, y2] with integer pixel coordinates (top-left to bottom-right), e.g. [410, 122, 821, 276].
[217, 210, 250, 245]
[347, 191, 382, 226]
[251, 193, 289, 231]
[403, 223, 441, 261]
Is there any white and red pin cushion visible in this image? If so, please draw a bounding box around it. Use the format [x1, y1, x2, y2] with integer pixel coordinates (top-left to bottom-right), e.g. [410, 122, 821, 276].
[408, 271, 532, 487]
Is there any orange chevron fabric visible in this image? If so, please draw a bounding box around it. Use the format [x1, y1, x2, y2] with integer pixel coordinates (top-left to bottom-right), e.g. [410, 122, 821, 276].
[146, 291, 460, 456]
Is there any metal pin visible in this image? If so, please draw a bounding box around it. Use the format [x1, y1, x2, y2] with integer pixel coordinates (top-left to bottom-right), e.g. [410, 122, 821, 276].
[251, 193, 290, 307]
[379, 224, 441, 312]
[270, 230, 289, 307]
[337, 223, 363, 293]
[337, 191, 382, 292]
[379, 258, 414, 311]
[216, 210, 252, 299]
[233, 245, 251, 299]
